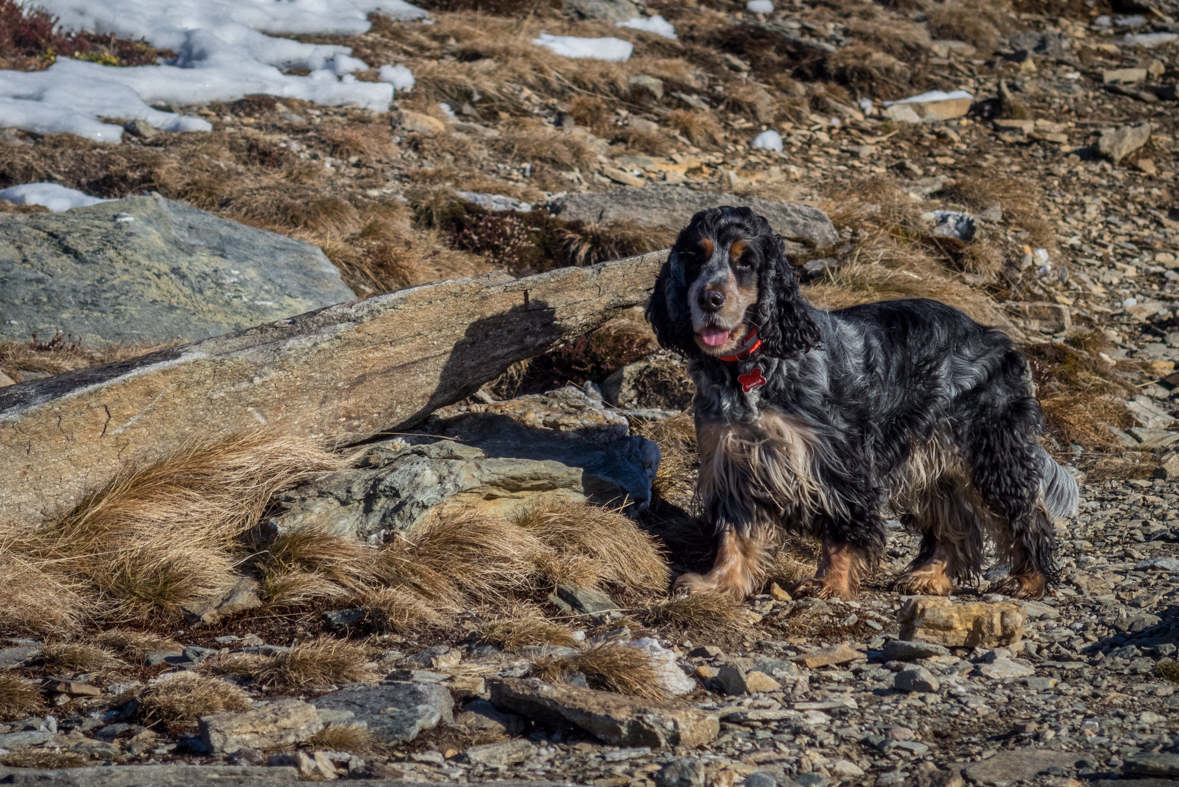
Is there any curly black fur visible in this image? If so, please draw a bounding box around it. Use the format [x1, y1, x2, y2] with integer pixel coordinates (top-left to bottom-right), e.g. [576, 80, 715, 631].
[647, 206, 1079, 598]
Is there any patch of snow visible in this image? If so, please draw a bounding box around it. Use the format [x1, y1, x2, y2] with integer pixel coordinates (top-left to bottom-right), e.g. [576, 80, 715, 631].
[532, 33, 633, 62]
[1094, 15, 1111, 26]
[0, 0, 428, 142]
[439, 102, 457, 118]
[750, 129, 783, 151]
[1118, 32, 1179, 47]
[625, 638, 695, 696]
[0, 183, 110, 212]
[457, 191, 532, 213]
[1115, 14, 1148, 27]
[379, 64, 415, 92]
[616, 15, 677, 40]
[747, 0, 774, 13]
[883, 89, 973, 106]
[859, 97, 874, 116]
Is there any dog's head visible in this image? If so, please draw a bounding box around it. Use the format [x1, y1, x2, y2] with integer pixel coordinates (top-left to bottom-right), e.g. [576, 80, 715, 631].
[646, 206, 819, 360]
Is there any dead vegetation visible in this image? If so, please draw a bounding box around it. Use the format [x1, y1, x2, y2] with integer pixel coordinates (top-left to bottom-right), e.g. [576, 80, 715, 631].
[0, 672, 44, 720]
[135, 673, 252, 730]
[213, 638, 375, 691]
[478, 607, 582, 651]
[305, 723, 378, 755]
[638, 592, 754, 640]
[531, 644, 669, 701]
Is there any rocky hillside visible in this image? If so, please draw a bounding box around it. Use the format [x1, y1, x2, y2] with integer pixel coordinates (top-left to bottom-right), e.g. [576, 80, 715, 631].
[3, 0, 1179, 786]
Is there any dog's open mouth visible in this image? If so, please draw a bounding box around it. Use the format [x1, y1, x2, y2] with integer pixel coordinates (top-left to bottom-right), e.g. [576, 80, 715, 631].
[698, 325, 735, 347]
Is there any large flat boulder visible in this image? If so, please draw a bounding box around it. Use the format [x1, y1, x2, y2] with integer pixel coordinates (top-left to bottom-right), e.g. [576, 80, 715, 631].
[542, 186, 838, 252]
[0, 194, 356, 346]
[272, 386, 660, 537]
[0, 250, 667, 528]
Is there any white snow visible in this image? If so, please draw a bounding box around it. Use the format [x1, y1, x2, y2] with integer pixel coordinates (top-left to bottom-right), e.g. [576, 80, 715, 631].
[747, 0, 774, 13]
[0, 183, 110, 212]
[0, 0, 428, 143]
[750, 129, 783, 151]
[883, 89, 973, 106]
[379, 64, 415, 92]
[1118, 32, 1179, 47]
[532, 33, 633, 62]
[616, 15, 677, 40]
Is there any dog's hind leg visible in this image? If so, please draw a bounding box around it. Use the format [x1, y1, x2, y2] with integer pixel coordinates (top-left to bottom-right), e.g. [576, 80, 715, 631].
[793, 537, 874, 601]
[967, 407, 1058, 600]
[893, 487, 984, 596]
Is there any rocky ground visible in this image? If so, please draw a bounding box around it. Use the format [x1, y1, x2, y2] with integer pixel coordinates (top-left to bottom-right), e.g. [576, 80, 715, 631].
[4, 0, 1179, 785]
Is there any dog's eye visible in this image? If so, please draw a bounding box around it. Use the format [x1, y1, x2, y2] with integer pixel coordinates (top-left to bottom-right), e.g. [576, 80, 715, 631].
[733, 256, 752, 270]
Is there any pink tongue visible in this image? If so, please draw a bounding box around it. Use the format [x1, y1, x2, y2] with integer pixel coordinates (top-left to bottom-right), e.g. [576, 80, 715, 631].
[700, 326, 731, 347]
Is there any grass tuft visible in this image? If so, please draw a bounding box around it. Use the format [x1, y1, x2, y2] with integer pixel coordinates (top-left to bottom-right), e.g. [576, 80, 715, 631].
[0, 672, 44, 721]
[514, 501, 670, 595]
[36, 641, 122, 673]
[479, 607, 582, 651]
[559, 221, 674, 268]
[96, 629, 182, 663]
[215, 638, 375, 692]
[531, 644, 668, 701]
[306, 723, 378, 755]
[136, 672, 252, 730]
[639, 592, 752, 639]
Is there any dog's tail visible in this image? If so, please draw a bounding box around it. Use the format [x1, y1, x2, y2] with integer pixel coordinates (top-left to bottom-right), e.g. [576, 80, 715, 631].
[1037, 445, 1080, 520]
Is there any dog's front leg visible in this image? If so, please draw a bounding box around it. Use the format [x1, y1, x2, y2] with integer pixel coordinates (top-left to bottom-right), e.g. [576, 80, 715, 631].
[674, 526, 770, 599]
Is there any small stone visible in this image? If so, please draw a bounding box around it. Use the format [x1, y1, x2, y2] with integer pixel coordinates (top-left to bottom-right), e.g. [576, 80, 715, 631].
[1099, 122, 1152, 164]
[716, 664, 781, 695]
[464, 739, 534, 766]
[882, 641, 950, 662]
[455, 699, 526, 736]
[397, 110, 447, 133]
[602, 166, 645, 187]
[399, 645, 460, 670]
[656, 757, 706, 787]
[1104, 68, 1148, 84]
[41, 679, 101, 697]
[182, 577, 262, 626]
[976, 656, 1035, 679]
[831, 760, 865, 777]
[743, 774, 777, 787]
[769, 583, 792, 601]
[790, 644, 866, 668]
[0, 371, 15, 387]
[123, 119, 158, 138]
[267, 751, 338, 780]
[894, 666, 940, 693]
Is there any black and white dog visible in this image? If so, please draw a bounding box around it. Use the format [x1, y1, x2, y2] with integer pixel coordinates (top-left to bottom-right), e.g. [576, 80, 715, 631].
[646, 206, 1078, 600]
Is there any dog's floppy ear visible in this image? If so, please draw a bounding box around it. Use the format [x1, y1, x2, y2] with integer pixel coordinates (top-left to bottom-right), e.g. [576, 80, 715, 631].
[646, 251, 699, 358]
[754, 234, 821, 358]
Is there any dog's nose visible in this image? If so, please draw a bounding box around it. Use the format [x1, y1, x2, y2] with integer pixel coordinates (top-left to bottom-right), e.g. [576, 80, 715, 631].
[699, 288, 726, 312]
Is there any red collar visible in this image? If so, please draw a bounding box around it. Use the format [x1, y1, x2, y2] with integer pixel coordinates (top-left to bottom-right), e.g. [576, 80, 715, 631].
[718, 329, 761, 362]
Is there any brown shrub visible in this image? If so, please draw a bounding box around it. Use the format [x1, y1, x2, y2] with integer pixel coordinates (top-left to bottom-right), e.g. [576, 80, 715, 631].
[560, 221, 675, 268]
[844, 16, 932, 58]
[941, 173, 1054, 248]
[639, 592, 753, 638]
[927, 2, 1010, 54]
[823, 45, 911, 99]
[666, 109, 724, 148]
[492, 122, 597, 170]
[215, 638, 374, 691]
[306, 723, 378, 755]
[96, 629, 182, 663]
[35, 642, 122, 673]
[257, 525, 378, 606]
[479, 607, 581, 650]
[569, 95, 612, 137]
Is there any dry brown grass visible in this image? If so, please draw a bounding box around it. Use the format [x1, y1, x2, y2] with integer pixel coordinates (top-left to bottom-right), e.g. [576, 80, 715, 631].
[569, 96, 612, 137]
[0, 336, 178, 380]
[0, 546, 91, 636]
[479, 607, 581, 651]
[768, 537, 821, 585]
[639, 592, 753, 639]
[559, 221, 675, 268]
[96, 629, 182, 662]
[666, 109, 724, 148]
[0, 672, 44, 720]
[36, 641, 122, 673]
[306, 723, 378, 755]
[377, 510, 548, 608]
[1023, 342, 1136, 449]
[215, 638, 374, 692]
[633, 412, 697, 503]
[258, 525, 378, 606]
[136, 672, 252, 730]
[323, 126, 394, 161]
[531, 644, 668, 701]
[1039, 392, 1133, 449]
[844, 15, 932, 58]
[514, 501, 670, 595]
[942, 173, 1054, 248]
[1158, 660, 1179, 684]
[3, 433, 345, 630]
[613, 126, 673, 156]
[0, 749, 89, 769]
[823, 45, 910, 99]
[492, 121, 597, 170]
[362, 586, 446, 633]
[927, 1, 1009, 54]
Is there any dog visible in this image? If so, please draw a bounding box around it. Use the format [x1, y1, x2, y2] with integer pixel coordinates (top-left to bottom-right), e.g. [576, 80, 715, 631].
[645, 206, 1079, 601]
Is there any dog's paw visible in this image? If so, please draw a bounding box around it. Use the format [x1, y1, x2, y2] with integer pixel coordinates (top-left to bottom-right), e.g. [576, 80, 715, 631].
[672, 572, 714, 598]
[793, 578, 855, 601]
[988, 573, 1046, 600]
[894, 568, 954, 597]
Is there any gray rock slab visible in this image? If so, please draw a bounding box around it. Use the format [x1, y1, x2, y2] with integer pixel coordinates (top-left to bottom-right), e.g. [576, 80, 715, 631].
[272, 386, 659, 537]
[1099, 122, 1152, 164]
[543, 186, 838, 252]
[0, 731, 54, 748]
[882, 641, 950, 662]
[0, 250, 667, 528]
[198, 697, 322, 755]
[564, 0, 640, 22]
[0, 194, 355, 346]
[0, 765, 301, 786]
[311, 681, 454, 743]
[962, 750, 1084, 785]
[1126, 753, 1179, 777]
[0, 646, 40, 669]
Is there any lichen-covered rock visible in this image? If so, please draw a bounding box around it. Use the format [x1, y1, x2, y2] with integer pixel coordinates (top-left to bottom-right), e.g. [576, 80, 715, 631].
[0, 194, 355, 346]
[199, 697, 322, 755]
[270, 386, 660, 537]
